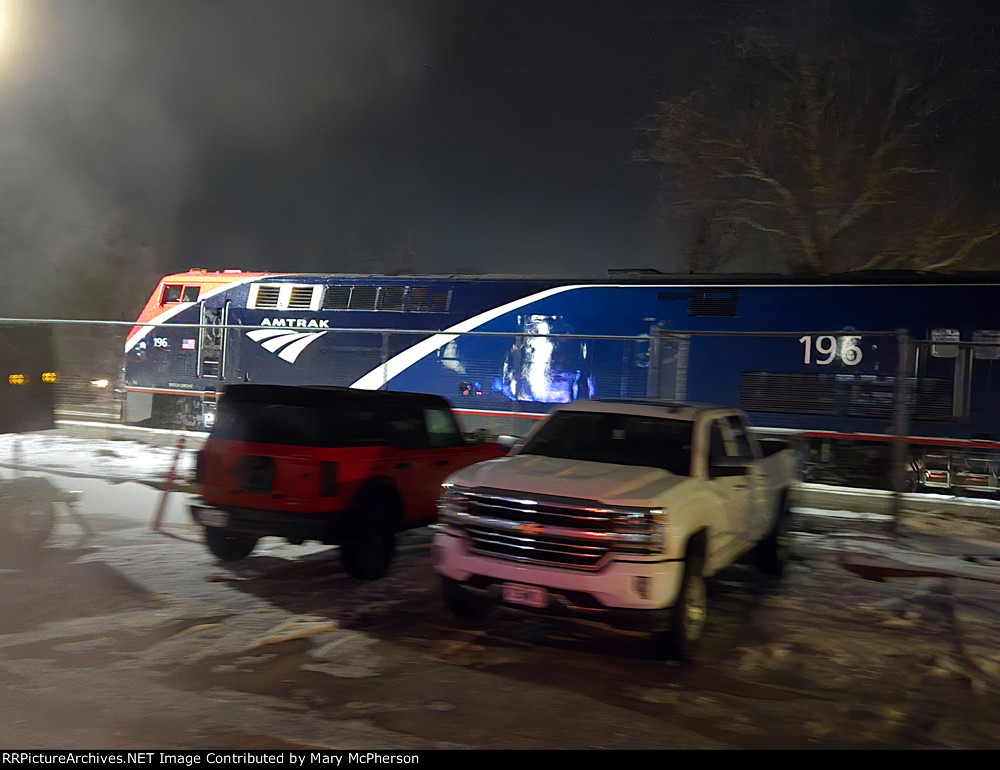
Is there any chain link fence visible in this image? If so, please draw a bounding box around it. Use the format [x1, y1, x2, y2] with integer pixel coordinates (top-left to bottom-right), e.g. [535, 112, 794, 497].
[13, 317, 1000, 503]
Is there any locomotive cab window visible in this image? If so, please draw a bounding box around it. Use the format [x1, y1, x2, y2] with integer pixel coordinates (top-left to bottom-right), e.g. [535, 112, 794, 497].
[161, 285, 201, 305]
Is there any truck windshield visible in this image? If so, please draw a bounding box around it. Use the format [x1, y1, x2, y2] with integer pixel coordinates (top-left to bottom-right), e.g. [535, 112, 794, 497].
[519, 411, 693, 475]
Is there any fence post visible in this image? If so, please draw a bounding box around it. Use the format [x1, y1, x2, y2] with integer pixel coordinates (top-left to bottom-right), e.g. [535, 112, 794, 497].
[151, 436, 186, 532]
[380, 331, 389, 389]
[889, 330, 912, 530]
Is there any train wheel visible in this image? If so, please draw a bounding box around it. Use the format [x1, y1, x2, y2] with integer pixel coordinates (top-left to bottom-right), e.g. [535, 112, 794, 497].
[204, 526, 258, 561]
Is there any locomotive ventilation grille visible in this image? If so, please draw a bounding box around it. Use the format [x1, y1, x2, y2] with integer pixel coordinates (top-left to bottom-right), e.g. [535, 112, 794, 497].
[439, 487, 664, 571]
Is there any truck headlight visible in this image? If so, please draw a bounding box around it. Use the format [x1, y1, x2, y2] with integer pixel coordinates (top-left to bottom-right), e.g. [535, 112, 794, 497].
[437, 482, 470, 525]
[613, 507, 667, 551]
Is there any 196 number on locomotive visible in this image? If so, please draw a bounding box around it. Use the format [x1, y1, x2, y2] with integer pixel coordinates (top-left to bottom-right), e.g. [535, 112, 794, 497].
[799, 335, 862, 366]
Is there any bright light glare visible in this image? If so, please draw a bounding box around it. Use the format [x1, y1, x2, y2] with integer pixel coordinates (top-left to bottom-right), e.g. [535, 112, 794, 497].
[90, 378, 110, 388]
[0, 1, 36, 80]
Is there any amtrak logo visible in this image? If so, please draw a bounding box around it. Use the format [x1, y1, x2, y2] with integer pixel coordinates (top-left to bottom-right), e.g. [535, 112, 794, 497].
[246, 327, 328, 364]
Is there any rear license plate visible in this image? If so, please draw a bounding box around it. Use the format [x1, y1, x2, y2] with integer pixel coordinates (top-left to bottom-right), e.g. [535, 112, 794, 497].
[195, 507, 229, 528]
[502, 582, 548, 608]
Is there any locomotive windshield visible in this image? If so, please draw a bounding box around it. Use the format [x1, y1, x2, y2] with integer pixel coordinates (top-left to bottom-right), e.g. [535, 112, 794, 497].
[519, 411, 692, 475]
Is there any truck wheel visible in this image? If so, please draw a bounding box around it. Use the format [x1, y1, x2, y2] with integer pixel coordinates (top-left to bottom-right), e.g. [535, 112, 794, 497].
[341, 488, 398, 580]
[440, 577, 493, 621]
[654, 556, 707, 661]
[204, 526, 258, 561]
[755, 499, 790, 577]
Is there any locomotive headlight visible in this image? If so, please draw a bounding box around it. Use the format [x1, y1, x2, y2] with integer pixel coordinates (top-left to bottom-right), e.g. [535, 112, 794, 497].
[8, 373, 25, 385]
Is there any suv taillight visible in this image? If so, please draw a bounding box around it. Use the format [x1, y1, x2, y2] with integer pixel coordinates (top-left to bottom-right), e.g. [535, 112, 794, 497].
[194, 449, 205, 483]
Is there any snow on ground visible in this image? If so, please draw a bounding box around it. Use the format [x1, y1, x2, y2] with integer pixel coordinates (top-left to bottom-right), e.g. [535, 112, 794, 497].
[0, 429, 197, 486]
[0, 427, 201, 530]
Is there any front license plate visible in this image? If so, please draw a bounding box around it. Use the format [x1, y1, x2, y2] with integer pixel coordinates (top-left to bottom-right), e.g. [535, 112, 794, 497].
[195, 507, 229, 528]
[502, 582, 548, 608]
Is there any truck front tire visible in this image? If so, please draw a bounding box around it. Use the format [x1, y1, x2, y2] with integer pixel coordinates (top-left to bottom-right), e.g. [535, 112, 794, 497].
[654, 555, 707, 661]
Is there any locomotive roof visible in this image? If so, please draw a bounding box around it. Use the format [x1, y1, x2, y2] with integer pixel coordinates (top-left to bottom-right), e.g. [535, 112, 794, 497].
[175, 268, 1000, 287]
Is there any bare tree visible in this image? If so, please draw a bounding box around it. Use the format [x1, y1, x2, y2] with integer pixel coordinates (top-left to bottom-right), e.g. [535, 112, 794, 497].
[647, 1, 1000, 274]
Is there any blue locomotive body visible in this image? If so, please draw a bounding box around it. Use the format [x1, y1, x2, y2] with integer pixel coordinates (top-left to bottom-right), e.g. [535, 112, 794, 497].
[123, 270, 1000, 491]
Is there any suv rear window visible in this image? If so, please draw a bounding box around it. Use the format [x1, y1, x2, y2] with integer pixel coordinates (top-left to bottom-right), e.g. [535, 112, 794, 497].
[210, 385, 462, 449]
[213, 400, 390, 447]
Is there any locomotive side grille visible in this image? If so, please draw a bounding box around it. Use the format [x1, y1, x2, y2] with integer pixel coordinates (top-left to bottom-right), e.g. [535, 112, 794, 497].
[741, 372, 954, 420]
[287, 286, 314, 309]
[741, 372, 837, 415]
[348, 286, 378, 310]
[689, 289, 738, 317]
[377, 286, 406, 310]
[253, 285, 280, 309]
[322, 286, 351, 310]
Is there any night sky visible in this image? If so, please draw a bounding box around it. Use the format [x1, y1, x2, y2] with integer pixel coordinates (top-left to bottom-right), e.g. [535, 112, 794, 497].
[0, 1, 992, 318]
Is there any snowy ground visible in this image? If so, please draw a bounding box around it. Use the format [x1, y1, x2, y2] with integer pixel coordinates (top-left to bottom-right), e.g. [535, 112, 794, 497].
[1, 425, 1000, 748]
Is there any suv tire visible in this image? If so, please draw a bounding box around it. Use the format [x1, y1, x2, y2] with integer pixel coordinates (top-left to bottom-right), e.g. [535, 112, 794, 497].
[341, 487, 398, 580]
[204, 526, 258, 561]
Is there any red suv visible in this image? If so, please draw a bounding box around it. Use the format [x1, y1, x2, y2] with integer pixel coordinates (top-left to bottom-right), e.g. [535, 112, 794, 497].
[191, 384, 506, 579]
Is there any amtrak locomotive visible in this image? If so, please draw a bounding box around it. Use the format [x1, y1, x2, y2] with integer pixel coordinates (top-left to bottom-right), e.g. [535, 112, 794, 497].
[123, 268, 1000, 493]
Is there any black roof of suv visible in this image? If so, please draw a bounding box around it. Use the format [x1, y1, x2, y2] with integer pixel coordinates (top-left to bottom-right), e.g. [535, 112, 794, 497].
[211, 384, 458, 448]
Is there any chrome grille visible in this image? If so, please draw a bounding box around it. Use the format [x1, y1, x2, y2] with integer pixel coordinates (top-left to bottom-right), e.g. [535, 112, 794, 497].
[443, 488, 658, 571]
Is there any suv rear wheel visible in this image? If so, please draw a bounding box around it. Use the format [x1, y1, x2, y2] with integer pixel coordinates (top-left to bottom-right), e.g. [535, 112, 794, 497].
[204, 526, 258, 561]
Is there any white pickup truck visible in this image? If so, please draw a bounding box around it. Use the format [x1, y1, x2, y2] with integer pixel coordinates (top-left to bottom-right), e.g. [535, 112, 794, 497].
[432, 399, 800, 659]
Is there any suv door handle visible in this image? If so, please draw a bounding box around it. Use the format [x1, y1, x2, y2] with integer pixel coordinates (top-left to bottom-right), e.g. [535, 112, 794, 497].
[435, 460, 451, 466]
[396, 463, 411, 470]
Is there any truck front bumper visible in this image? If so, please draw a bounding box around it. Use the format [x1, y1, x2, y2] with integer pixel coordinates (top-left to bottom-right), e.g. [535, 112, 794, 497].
[431, 526, 685, 631]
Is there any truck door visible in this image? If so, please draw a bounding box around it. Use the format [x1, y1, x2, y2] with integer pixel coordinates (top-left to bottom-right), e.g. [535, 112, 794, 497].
[198, 300, 230, 380]
[726, 415, 769, 539]
[704, 418, 754, 564]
